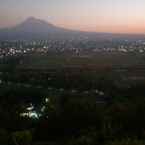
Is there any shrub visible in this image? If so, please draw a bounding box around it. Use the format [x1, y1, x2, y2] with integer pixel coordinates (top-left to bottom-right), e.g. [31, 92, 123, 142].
[0, 128, 9, 145]
[108, 138, 145, 145]
[12, 130, 32, 145]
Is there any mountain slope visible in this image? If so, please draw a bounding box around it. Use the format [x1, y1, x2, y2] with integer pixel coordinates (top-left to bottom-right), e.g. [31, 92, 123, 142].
[0, 17, 144, 40]
[0, 17, 82, 40]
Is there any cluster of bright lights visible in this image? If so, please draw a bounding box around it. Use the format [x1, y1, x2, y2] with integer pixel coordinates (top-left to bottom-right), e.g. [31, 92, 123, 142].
[20, 97, 50, 119]
[20, 111, 39, 119]
[20, 104, 39, 119]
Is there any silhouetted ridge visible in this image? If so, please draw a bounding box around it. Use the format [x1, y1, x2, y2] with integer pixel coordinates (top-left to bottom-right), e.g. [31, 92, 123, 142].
[0, 17, 144, 40]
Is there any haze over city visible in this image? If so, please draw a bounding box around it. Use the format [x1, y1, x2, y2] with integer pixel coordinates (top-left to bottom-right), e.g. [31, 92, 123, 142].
[0, 0, 145, 34]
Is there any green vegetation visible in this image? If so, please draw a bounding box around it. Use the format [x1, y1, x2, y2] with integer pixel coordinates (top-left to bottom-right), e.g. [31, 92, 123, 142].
[12, 130, 32, 145]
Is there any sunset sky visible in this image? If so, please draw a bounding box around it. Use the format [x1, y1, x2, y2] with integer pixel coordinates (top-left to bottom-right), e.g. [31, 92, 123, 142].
[0, 0, 145, 34]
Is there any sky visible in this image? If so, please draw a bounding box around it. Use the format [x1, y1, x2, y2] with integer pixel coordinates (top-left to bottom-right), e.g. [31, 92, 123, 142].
[0, 0, 145, 34]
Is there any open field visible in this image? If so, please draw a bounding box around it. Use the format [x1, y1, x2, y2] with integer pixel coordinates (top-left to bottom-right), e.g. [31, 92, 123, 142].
[19, 52, 145, 68]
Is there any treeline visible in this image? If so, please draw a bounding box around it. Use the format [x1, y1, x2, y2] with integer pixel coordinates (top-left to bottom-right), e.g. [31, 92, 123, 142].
[0, 81, 145, 145]
[1, 56, 145, 144]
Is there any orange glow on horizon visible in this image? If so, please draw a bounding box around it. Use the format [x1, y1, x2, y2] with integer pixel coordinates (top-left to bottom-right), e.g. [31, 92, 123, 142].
[0, 0, 145, 34]
[57, 23, 145, 34]
[55, 17, 145, 34]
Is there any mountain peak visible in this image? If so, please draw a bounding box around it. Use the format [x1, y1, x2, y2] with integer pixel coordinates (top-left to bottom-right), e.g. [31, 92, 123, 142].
[22, 17, 54, 26]
[25, 17, 39, 23]
[12, 17, 57, 33]
[0, 17, 85, 40]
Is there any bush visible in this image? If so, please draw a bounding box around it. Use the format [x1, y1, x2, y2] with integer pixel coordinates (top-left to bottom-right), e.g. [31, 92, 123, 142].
[0, 128, 9, 145]
[12, 130, 32, 145]
[108, 139, 145, 145]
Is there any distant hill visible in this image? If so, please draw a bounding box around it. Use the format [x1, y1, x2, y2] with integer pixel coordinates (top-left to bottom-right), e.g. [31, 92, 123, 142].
[0, 17, 145, 40]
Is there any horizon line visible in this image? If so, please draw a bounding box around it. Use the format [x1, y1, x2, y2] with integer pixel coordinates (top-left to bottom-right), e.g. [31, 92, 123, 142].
[0, 17, 145, 36]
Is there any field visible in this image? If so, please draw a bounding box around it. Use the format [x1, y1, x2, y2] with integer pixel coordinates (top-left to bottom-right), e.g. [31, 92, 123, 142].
[17, 52, 145, 69]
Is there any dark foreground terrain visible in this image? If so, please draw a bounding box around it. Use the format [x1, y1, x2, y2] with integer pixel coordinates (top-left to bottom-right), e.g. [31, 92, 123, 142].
[1, 52, 145, 145]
